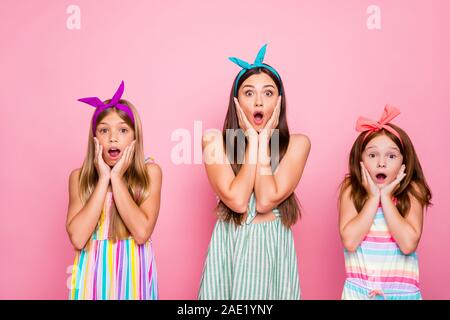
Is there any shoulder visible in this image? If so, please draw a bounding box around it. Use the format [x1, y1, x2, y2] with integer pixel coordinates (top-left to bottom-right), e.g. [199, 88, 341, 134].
[69, 168, 81, 182]
[203, 128, 222, 139]
[289, 134, 311, 149]
[202, 129, 222, 144]
[286, 134, 311, 158]
[145, 162, 162, 179]
[408, 181, 427, 204]
[338, 178, 357, 213]
[68, 168, 81, 195]
[409, 181, 421, 193]
[339, 177, 352, 199]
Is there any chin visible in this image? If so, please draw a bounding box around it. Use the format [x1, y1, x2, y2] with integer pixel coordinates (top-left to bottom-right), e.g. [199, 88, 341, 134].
[376, 179, 393, 188]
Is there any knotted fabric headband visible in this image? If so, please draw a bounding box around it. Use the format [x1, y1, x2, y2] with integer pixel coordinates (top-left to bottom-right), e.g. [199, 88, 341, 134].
[78, 81, 135, 134]
[356, 105, 403, 146]
[229, 44, 282, 96]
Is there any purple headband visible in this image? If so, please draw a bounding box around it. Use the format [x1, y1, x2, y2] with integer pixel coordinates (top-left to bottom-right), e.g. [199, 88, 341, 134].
[78, 81, 135, 134]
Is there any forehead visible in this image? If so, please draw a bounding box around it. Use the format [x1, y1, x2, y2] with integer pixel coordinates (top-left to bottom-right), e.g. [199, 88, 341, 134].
[365, 134, 400, 151]
[241, 72, 277, 88]
[98, 112, 130, 126]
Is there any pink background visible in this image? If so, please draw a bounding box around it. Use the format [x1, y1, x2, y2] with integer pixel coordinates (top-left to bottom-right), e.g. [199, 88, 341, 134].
[1, 0, 449, 299]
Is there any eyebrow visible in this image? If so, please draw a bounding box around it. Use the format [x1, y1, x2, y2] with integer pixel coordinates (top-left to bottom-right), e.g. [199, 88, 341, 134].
[365, 146, 401, 152]
[242, 84, 276, 89]
[97, 121, 128, 126]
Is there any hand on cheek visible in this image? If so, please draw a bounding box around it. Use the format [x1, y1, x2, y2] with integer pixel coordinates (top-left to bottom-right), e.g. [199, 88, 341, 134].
[111, 140, 136, 179]
[381, 164, 406, 198]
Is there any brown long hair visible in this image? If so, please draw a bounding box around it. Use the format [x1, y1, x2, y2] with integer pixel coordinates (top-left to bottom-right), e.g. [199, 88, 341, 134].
[216, 67, 300, 228]
[78, 100, 150, 244]
[340, 124, 432, 216]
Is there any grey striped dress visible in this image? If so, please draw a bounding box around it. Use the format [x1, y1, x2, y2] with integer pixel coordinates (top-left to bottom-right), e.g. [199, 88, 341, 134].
[198, 193, 301, 300]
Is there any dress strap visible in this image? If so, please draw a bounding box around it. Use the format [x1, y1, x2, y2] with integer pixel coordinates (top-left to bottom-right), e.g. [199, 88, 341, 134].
[145, 156, 155, 164]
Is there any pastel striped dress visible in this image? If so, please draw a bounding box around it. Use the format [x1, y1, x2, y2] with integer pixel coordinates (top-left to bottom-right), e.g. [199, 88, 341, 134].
[342, 203, 421, 300]
[198, 193, 301, 300]
[69, 186, 158, 300]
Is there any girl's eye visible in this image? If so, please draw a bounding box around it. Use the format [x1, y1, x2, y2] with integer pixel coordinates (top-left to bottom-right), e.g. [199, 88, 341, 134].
[120, 128, 129, 133]
[265, 91, 273, 97]
[99, 128, 108, 134]
[244, 91, 253, 96]
[368, 153, 376, 158]
[388, 154, 397, 159]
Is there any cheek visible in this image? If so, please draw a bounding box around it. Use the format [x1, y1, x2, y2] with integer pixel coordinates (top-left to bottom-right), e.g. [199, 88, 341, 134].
[95, 138, 108, 149]
[266, 106, 276, 118]
[239, 104, 253, 118]
[362, 157, 372, 168]
[362, 158, 377, 174]
[390, 162, 403, 175]
[124, 133, 135, 146]
[240, 97, 252, 108]
[265, 95, 277, 106]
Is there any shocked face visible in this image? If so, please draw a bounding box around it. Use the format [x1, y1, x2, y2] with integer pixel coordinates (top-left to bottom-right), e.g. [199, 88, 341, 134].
[237, 72, 280, 130]
[95, 112, 135, 167]
[362, 134, 404, 188]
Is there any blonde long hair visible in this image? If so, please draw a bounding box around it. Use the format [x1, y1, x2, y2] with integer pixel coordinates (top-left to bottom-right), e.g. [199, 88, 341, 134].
[78, 99, 150, 243]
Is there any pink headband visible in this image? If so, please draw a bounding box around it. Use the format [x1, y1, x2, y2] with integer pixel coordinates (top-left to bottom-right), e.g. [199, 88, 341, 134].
[356, 105, 403, 146]
[78, 81, 135, 134]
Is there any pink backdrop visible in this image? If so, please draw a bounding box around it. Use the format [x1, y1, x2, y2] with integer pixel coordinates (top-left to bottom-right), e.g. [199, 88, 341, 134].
[1, 0, 449, 299]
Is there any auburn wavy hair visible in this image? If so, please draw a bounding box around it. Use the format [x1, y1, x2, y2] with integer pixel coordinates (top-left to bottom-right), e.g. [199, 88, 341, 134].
[340, 124, 432, 217]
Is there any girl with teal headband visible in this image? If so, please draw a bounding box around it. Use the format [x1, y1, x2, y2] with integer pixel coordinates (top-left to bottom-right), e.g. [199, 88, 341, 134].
[198, 44, 311, 299]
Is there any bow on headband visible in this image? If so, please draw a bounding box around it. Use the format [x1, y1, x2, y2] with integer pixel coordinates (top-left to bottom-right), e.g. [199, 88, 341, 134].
[78, 81, 135, 134]
[356, 105, 403, 146]
[229, 44, 282, 96]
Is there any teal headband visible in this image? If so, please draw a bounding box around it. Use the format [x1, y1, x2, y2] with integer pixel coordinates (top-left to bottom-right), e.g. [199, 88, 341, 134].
[229, 44, 282, 96]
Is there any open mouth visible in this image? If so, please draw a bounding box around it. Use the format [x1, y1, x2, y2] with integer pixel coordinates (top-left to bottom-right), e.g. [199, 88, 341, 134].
[253, 111, 264, 125]
[108, 147, 121, 159]
[375, 173, 387, 183]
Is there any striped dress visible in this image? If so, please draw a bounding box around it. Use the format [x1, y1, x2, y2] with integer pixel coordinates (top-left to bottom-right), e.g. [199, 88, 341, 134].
[342, 203, 421, 300]
[69, 191, 158, 300]
[198, 193, 300, 300]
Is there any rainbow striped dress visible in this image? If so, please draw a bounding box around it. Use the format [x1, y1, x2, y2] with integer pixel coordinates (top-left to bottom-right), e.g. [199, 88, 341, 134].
[68, 191, 158, 300]
[342, 204, 421, 300]
[198, 193, 301, 300]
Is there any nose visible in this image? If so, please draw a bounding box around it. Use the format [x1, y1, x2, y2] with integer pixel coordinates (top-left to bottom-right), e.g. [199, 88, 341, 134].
[255, 93, 263, 107]
[377, 158, 386, 168]
[109, 131, 118, 143]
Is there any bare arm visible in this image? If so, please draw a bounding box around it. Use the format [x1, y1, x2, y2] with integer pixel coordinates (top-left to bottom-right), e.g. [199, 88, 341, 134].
[381, 184, 424, 255]
[111, 163, 162, 245]
[66, 169, 109, 250]
[203, 129, 258, 213]
[338, 185, 379, 252]
[254, 133, 310, 213]
[66, 137, 112, 250]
